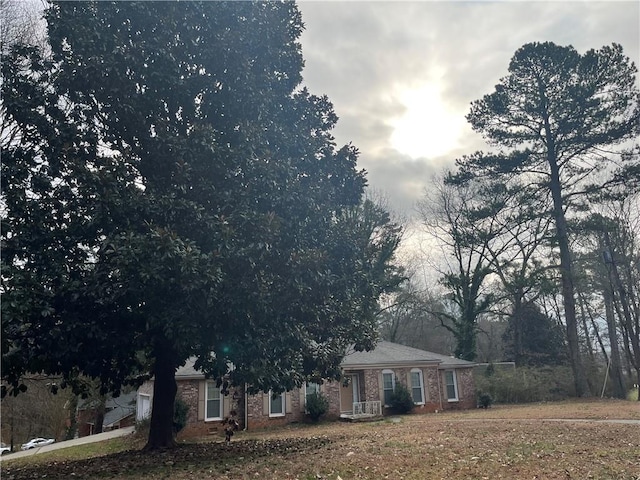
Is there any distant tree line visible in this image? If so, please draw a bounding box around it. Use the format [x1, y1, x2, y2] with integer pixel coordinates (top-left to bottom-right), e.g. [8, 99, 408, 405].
[382, 41, 639, 400]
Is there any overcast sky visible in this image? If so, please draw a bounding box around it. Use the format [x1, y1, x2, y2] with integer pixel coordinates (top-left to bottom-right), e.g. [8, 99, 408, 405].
[297, 1, 640, 226]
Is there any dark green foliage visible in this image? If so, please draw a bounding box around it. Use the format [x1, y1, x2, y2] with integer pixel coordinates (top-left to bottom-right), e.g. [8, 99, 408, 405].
[477, 392, 493, 409]
[439, 264, 493, 362]
[1, 1, 403, 449]
[389, 383, 414, 414]
[503, 303, 567, 367]
[173, 396, 189, 434]
[305, 392, 329, 422]
[474, 366, 575, 403]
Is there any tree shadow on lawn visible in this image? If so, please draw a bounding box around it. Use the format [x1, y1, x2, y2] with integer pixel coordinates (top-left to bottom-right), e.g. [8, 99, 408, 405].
[2, 437, 334, 480]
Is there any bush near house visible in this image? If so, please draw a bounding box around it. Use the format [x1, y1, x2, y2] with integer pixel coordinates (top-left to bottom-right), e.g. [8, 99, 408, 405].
[389, 383, 414, 414]
[305, 392, 329, 422]
[135, 396, 189, 440]
[477, 392, 493, 408]
[173, 397, 190, 434]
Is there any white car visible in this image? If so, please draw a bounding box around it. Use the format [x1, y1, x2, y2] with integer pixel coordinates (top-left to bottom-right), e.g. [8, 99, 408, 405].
[20, 438, 55, 450]
[0, 443, 10, 455]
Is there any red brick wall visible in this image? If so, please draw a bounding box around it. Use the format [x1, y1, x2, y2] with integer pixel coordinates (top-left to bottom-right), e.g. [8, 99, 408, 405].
[443, 368, 476, 410]
[177, 380, 200, 426]
[350, 366, 475, 415]
[77, 409, 94, 437]
[323, 381, 341, 419]
[362, 369, 379, 402]
[171, 366, 476, 438]
[175, 380, 245, 440]
[433, 367, 476, 411]
[246, 390, 306, 430]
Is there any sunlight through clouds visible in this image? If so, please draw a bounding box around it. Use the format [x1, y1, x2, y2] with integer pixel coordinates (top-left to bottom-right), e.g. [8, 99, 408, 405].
[389, 83, 468, 160]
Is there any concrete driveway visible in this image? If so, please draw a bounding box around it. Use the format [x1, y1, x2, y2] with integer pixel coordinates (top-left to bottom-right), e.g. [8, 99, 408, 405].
[0, 426, 135, 461]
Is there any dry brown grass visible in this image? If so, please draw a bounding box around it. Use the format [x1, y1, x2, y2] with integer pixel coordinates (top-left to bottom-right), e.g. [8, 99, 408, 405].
[3, 399, 639, 480]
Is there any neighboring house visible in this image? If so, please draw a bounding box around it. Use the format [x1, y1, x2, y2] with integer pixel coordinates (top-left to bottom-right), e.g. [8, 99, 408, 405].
[137, 341, 476, 438]
[77, 391, 137, 437]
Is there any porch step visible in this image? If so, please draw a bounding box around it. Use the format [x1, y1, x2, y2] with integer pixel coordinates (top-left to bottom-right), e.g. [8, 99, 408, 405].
[339, 414, 383, 423]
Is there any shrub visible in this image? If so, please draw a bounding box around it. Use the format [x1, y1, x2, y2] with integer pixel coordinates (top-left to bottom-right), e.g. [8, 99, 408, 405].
[173, 396, 190, 433]
[135, 396, 190, 439]
[389, 383, 414, 414]
[474, 365, 575, 403]
[305, 392, 329, 422]
[134, 417, 151, 440]
[477, 392, 493, 409]
[484, 363, 495, 377]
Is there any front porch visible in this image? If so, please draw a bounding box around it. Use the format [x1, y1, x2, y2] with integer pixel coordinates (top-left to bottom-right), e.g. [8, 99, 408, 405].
[339, 400, 382, 421]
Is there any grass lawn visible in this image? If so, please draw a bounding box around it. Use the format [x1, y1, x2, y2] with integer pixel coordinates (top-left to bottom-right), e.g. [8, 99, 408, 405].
[2, 399, 638, 480]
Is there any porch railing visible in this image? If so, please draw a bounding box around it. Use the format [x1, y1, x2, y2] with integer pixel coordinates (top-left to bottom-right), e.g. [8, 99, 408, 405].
[352, 401, 382, 417]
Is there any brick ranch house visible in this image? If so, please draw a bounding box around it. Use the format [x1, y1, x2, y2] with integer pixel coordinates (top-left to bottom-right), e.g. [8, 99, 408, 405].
[77, 391, 137, 437]
[137, 341, 476, 438]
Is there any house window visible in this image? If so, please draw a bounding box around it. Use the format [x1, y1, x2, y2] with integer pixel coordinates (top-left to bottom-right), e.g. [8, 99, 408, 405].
[269, 391, 285, 417]
[306, 382, 320, 396]
[445, 370, 458, 402]
[306, 382, 321, 399]
[382, 370, 395, 406]
[206, 382, 223, 420]
[305, 382, 321, 412]
[410, 368, 425, 404]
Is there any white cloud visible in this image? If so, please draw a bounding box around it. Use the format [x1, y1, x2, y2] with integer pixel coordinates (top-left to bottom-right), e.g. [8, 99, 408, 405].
[298, 1, 640, 222]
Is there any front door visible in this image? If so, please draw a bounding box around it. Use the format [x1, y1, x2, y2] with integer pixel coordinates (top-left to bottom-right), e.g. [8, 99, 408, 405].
[340, 374, 360, 413]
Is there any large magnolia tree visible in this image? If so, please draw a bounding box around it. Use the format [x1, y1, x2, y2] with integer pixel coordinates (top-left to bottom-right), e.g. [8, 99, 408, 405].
[1, 1, 403, 449]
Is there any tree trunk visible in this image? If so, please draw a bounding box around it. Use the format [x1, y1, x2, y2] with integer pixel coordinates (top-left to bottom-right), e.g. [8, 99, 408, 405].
[512, 296, 523, 367]
[145, 346, 178, 450]
[545, 127, 590, 397]
[93, 395, 106, 435]
[604, 230, 640, 400]
[603, 277, 627, 399]
[66, 395, 79, 440]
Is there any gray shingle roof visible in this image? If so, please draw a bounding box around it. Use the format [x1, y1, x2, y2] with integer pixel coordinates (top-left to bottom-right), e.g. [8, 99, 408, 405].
[342, 341, 475, 369]
[103, 391, 136, 428]
[175, 359, 204, 378]
[175, 341, 474, 380]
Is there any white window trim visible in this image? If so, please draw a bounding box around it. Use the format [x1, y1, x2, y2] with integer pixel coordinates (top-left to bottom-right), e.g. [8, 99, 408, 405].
[304, 382, 322, 397]
[304, 382, 321, 413]
[410, 368, 425, 405]
[269, 391, 285, 417]
[445, 370, 459, 402]
[205, 381, 223, 421]
[382, 369, 395, 407]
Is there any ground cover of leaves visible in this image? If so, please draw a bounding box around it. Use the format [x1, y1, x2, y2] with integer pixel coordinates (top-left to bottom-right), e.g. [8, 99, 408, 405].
[2, 399, 638, 480]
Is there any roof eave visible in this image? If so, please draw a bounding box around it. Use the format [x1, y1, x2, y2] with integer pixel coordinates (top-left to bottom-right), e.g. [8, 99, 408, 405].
[438, 363, 477, 369]
[176, 374, 206, 381]
[342, 360, 441, 370]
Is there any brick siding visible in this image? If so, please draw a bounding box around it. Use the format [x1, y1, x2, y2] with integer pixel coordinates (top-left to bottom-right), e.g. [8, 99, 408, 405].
[145, 365, 476, 439]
